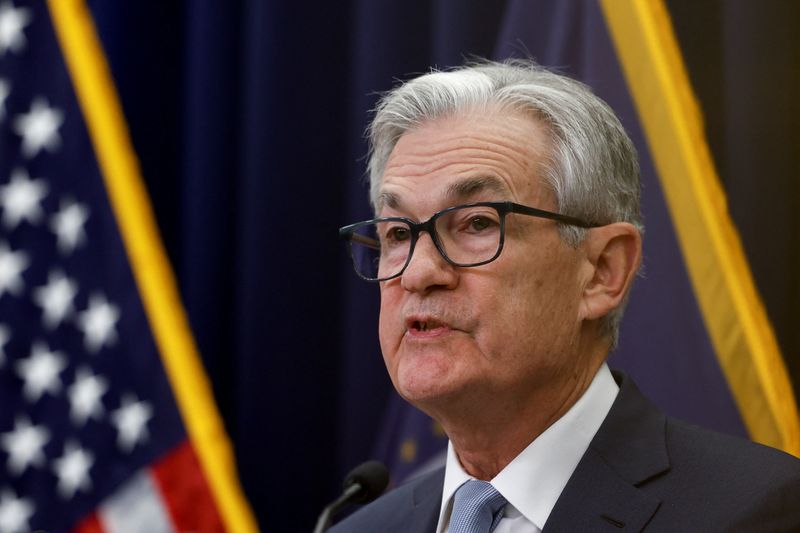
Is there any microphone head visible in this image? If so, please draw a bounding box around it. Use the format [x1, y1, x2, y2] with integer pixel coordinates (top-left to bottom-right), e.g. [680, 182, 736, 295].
[343, 460, 389, 504]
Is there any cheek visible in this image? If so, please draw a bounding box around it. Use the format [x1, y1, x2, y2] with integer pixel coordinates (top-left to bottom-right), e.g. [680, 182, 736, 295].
[378, 287, 404, 364]
[497, 276, 544, 340]
[489, 250, 581, 348]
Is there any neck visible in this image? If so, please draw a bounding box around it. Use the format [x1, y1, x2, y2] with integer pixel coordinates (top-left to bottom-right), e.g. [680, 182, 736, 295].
[441, 357, 605, 480]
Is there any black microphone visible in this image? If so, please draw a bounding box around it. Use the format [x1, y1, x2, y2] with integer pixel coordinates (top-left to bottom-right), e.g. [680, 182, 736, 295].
[313, 460, 389, 533]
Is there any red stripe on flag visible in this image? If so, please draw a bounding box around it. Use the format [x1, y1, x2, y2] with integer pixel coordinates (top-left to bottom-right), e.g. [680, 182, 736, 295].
[151, 440, 225, 532]
[72, 513, 104, 533]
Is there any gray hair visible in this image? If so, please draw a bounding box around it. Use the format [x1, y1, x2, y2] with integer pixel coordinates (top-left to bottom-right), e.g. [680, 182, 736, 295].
[366, 59, 642, 348]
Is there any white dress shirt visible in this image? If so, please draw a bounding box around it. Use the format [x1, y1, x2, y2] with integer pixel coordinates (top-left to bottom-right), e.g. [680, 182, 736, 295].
[435, 363, 619, 533]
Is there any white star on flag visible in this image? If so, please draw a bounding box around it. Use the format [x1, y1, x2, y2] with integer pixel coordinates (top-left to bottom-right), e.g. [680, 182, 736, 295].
[77, 292, 120, 353]
[0, 417, 50, 476]
[50, 199, 89, 255]
[0, 489, 34, 533]
[0, 78, 9, 121]
[0, 242, 28, 298]
[68, 367, 108, 427]
[0, 0, 32, 56]
[12, 96, 63, 158]
[52, 440, 94, 500]
[33, 270, 78, 329]
[111, 395, 153, 453]
[14, 341, 66, 403]
[0, 167, 48, 229]
[0, 324, 8, 366]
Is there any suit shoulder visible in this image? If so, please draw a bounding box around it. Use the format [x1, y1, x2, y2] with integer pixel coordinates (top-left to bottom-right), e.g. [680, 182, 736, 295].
[329, 468, 444, 533]
[665, 416, 800, 480]
[657, 416, 800, 527]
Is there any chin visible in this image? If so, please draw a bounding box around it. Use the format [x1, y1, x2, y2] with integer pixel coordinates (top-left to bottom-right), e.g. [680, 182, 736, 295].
[394, 362, 447, 401]
[387, 337, 478, 404]
[397, 380, 445, 405]
[394, 358, 465, 410]
[396, 368, 444, 400]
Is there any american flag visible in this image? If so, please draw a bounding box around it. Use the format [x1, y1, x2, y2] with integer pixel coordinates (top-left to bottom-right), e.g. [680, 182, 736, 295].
[0, 2, 252, 531]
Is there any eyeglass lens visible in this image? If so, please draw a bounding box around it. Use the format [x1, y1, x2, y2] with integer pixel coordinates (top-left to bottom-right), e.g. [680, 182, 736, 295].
[349, 205, 503, 280]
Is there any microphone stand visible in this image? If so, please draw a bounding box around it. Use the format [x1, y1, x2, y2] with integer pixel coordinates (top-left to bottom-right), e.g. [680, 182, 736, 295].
[313, 483, 363, 533]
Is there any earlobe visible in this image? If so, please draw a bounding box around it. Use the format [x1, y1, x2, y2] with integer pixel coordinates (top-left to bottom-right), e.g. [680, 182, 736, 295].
[580, 223, 642, 321]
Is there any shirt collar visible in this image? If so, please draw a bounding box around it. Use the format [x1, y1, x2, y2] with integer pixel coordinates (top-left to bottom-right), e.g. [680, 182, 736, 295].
[436, 363, 619, 532]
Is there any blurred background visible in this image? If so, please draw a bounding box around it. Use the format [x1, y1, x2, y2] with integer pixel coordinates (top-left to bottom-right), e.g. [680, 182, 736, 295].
[5, 1, 797, 531]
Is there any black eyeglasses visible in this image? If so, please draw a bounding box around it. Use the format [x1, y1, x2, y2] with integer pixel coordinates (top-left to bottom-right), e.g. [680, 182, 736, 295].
[339, 201, 598, 282]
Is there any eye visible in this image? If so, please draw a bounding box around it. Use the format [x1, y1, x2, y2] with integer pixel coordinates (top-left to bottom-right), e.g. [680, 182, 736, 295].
[468, 216, 495, 232]
[386, 225, 411, 242]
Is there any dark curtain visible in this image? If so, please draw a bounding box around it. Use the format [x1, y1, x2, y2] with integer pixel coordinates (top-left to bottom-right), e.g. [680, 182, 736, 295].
[667, 0, 800, 388]
[87, 1, 799, 530]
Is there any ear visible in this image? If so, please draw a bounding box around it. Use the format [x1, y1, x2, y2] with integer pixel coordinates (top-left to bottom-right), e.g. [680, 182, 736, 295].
[579, 222, 642, 321]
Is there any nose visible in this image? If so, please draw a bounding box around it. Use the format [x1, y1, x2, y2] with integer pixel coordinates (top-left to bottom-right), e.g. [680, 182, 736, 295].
[400, 232, 458, 293]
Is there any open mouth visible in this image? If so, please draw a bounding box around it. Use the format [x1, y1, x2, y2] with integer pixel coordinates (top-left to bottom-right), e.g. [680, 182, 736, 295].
[407, 317, 450, 335]
[413, 319, 443, 332]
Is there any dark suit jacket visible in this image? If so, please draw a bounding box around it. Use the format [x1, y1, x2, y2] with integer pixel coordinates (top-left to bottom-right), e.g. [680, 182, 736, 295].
[330, 372, 800, 532]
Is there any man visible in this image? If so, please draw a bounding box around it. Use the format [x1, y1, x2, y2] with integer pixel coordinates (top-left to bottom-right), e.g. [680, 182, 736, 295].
[333, 60, 800, 532]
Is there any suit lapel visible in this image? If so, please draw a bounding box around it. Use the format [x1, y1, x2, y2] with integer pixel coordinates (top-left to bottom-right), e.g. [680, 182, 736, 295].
[544, 373, 669, 532]
[390, 468, 443, 533]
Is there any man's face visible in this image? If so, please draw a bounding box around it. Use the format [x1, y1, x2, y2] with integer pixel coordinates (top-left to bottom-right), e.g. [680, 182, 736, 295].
[377, 110, 593, 417]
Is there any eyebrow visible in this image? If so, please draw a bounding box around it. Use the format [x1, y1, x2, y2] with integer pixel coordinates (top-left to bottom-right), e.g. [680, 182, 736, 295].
[377, 190, 401, 211]
[377, 175, 510, 213]
[443, 175, 510, 202]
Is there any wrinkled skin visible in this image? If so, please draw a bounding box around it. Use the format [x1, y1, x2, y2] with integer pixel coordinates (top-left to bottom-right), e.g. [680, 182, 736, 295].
[376, 110, 639, 478]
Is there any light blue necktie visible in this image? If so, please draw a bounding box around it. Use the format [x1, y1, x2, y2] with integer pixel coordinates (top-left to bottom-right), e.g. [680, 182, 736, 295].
[449, 480, 508, 533]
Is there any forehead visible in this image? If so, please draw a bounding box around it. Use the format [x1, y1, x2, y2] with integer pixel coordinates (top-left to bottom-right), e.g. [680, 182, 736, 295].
[378, 110, 552, 214]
